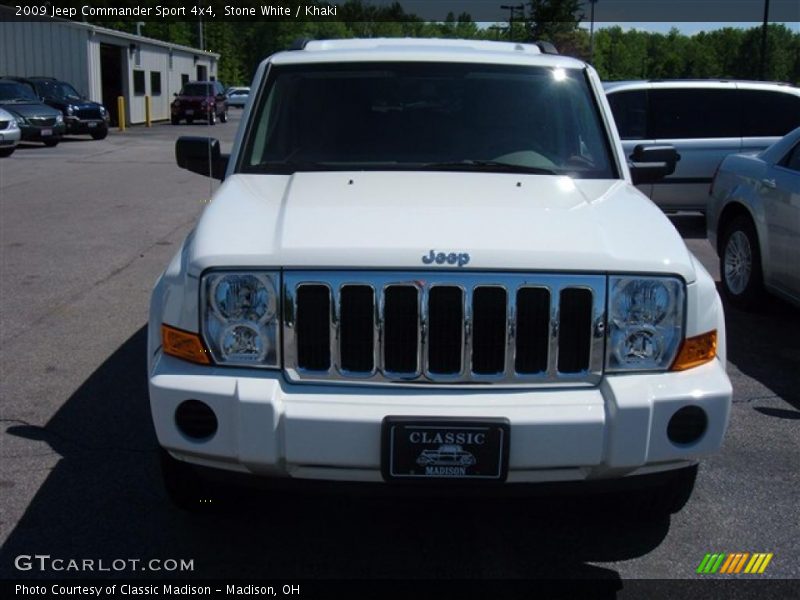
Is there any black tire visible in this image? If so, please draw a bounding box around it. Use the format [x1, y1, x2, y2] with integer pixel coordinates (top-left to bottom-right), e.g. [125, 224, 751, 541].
[171, 116, 180, 125]
[43, 137, 60, 147]
[186, 117, 194, 125]
[90, 128, 108, 140]
[720, 214, 763, 310]
[208, 111, 216, 126]
[0, 147, 14, 158]
[219, 109, 227, 123]
[159, 448, 223, 513]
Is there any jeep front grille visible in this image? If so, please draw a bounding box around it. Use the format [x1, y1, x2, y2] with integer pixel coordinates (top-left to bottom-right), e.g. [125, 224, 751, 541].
[283, 271, 606, 387]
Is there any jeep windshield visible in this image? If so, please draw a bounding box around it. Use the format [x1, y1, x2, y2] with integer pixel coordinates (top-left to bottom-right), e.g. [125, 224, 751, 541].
[239, 62, 616, 178]
[180, 83, 214, 96]
[34, 80, 82, 101]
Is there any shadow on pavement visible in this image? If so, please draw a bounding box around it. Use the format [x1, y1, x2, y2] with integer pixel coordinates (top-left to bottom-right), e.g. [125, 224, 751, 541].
[1, 326, 670, 590]
[667, 214, 706, 239]
[722, 288, 800, 410]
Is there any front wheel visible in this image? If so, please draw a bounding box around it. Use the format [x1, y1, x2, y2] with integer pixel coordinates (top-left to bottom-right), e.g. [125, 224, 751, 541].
[0, 147, 14, 158]
[219, 109, 228, 123]
[43, 137, 60, 147]
[90, 128, 108, 140]
[720, 215, 763, 309]
[171, 116, 180, 125]
[208, 111, 216, 126]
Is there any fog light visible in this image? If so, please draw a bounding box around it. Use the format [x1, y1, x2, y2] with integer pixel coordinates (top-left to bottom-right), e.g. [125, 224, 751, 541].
[175, 400, 217, 440]
[667, 406, 707, 445]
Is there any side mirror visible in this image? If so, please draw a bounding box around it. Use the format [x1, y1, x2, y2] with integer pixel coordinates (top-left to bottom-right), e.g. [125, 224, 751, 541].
[629, 144, 680, 185]
[175, 137, 229, 180]
[173, 92, 178, 97]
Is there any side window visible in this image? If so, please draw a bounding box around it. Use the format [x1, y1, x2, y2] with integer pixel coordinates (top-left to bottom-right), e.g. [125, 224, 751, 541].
[740, 90, 800, 138]
[133, 70, 146, 96]
[782, 142, 800, 173]
[606, 90, 648, 140]
[650, 89, 739, 139]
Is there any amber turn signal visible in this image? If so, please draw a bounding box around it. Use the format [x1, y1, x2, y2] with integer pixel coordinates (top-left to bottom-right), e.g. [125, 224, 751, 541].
[671, 330, 717, 371]
[161, 324, 211, 365]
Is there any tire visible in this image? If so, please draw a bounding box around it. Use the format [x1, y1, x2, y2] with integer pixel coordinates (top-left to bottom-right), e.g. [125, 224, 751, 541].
[43, 137, 60, 147]
[0, 147, 14, 158]
[159, 448, 223, 513]
[720, 214, 763, 309]
[219, 109, 228, 123]
[171, 116, 180, 125]
[90, 128, 108, 140]
[208, 111, 216, 126]
[186, 117, 194, 125]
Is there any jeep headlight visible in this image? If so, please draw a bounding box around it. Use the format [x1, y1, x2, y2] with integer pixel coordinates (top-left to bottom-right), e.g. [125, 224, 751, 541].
[606, 276, 684, 371]
[65, 105, 74, 116]
[201, 271, 280, 367]
[55, 114, 64, 123]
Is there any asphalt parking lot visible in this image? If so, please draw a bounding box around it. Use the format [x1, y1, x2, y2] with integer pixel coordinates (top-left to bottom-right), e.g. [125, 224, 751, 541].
[1, 112, 798, 588]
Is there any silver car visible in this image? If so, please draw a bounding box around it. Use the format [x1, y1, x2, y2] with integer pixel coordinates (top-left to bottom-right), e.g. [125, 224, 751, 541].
[605, 80, 800, 212]
[225, 86, 250, 108]
[0, 106, 21, 157]
[707, 127, 800, 309]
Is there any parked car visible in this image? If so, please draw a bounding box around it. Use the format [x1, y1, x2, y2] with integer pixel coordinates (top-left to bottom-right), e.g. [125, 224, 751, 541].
[0, 79, 65, 146]
[9, 76, 110, 140]
[707, 127, 800, 309]
[417, 445, 477, 467]
[171, 81, 228, 125]
[0, 106, 22, 157]
[150, 38, 732, 516]
[604, 80, 800, 212]
[225, 86, 250, 108]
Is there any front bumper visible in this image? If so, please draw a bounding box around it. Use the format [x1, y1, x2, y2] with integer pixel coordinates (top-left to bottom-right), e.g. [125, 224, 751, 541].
[19, 123, 65, 141]
[149, 352, 732, 484]
[65, 116, 108, 134]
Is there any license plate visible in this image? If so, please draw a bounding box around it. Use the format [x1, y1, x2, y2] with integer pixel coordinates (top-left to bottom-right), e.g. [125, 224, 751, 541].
[382, 417, 509, 482]
[88, 122, 97, 128]
[41, 128, 52, 136]
[185, 109, 194, 116]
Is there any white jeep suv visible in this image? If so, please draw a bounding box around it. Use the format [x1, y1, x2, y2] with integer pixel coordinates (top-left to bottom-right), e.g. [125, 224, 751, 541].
[149, 39, 732, 514]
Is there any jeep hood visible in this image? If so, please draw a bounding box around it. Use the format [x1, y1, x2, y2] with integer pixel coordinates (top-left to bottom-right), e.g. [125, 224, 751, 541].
[188, 172, 697, 283]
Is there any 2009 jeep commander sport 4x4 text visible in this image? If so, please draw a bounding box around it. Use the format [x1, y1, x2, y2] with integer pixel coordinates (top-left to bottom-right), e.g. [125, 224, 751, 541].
[149, 39, 732, 514]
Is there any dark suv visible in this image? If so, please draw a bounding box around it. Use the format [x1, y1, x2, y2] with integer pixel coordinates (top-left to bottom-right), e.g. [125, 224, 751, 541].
[15, 77, 110, 140]
[171, 81, 228, 125]
[0, 79, 65, 146]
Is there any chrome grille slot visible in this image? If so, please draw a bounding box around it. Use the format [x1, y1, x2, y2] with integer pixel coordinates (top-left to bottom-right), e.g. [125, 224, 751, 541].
[295, 284, 331, 371]
[515, 287, 550, 374]
[283, 271, 606, 387]
[557, 288, 593, 374]
[472, 287, 507, 375]
[339, 285, 375, 373]
[383, 286, 419, 374]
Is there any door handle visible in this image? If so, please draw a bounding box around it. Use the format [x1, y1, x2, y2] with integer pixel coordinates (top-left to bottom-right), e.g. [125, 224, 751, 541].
[761, 178, 777, 189]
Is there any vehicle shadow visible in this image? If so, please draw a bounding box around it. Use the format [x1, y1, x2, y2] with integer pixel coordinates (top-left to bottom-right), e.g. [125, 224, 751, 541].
[721, 287, 800, 411]
[0, 326, 668, 590]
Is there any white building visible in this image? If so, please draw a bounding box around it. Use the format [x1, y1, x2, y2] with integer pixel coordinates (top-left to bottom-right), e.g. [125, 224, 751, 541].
[0, 11, 219, 125]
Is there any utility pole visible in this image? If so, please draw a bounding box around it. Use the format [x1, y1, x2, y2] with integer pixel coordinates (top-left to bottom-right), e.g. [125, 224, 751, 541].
[589, 0, 598, 63]
[759, 0, 770, 80]
[500, 4, 524, 42]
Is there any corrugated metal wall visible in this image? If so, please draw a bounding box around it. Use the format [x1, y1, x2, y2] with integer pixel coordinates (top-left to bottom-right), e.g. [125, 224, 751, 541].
[0, 21, 91, 98]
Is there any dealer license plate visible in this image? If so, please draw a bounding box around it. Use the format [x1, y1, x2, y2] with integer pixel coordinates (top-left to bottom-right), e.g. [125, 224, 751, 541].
[185, 109, 194, 116]
[382, 417, 509, 482]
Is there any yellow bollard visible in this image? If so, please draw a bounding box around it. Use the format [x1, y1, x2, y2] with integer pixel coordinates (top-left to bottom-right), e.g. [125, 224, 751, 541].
[145, 95, 151, 127]
[117, 96, 126, 132]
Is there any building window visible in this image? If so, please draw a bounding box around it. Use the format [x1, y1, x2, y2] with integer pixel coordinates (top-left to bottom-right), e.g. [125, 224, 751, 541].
[181, 73, 189, 87]
[150, 72, 162, 96]
[133, 70, 146, 95]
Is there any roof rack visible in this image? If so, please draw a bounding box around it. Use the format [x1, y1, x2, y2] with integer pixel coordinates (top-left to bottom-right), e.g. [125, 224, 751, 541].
[534, 41, 559, 55]
[288, 37, 312, 51]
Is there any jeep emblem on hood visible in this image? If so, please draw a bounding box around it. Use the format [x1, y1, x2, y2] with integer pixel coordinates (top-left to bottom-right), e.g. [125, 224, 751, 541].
[422, 250, 470, 267]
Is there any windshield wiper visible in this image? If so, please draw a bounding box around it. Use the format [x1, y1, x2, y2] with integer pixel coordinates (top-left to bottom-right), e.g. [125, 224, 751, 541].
[254, 160, 325, 173]
[420, 160, 558, 175]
